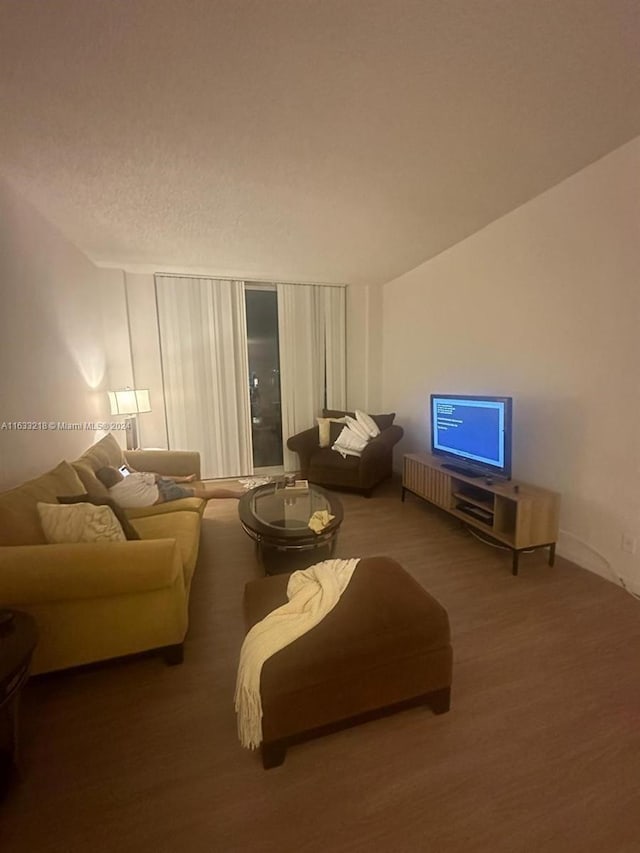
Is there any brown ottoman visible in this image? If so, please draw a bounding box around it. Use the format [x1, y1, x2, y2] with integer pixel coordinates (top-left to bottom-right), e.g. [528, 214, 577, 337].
[242, 555, 453, 768]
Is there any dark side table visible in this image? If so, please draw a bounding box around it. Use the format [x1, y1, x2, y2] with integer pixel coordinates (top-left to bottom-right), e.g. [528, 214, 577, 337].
[0, 610, 38, 798]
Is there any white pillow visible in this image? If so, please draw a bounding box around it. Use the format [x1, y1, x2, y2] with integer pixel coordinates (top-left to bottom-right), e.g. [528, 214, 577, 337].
[317, 416, 345, 448]
[37, 502, 126, 544]
[355, 410, 381, 438]
[344, 415, 371, 443]
[332, 424, 369, 458]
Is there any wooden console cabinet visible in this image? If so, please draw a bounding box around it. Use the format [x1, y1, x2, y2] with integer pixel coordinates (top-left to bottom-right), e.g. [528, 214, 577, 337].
[402, 453, 560, 576]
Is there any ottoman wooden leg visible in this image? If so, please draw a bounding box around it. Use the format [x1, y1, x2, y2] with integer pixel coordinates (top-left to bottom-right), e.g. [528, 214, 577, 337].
[262, 740, 287, 769]
[426, 686, 451, 715]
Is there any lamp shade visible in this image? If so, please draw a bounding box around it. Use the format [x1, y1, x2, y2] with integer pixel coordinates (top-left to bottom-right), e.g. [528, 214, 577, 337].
[108, 389, 151, 415]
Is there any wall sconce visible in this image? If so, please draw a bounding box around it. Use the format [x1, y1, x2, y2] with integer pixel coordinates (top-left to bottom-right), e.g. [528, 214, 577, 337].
[108, 388, 151, 451]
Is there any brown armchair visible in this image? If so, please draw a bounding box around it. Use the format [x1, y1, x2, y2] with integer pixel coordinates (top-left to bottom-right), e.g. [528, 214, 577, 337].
[286, 409, 404, 496]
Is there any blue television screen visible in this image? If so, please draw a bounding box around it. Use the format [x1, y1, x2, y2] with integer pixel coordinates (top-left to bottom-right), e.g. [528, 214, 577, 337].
[430, 395, 512, 479]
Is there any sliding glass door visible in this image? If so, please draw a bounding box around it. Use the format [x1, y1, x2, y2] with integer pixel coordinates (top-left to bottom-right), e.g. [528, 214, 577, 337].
[245, 287, 283, 469]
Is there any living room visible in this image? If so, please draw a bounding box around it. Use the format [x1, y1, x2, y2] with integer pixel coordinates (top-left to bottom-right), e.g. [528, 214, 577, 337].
[1, 2, 640, 850]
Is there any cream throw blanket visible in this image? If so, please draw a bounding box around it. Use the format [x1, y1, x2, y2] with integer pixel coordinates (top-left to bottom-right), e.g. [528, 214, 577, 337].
[234, 557, 360, 749]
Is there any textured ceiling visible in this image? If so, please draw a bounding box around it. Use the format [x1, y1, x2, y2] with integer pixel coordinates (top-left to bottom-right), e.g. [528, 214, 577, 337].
[1, 0, 639, 286]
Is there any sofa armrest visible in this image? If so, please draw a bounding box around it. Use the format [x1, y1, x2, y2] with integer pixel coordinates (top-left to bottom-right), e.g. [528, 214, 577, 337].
[286, 427, 321, 475]
[0, 540, 183, 606]
[125, 449, 201, 479]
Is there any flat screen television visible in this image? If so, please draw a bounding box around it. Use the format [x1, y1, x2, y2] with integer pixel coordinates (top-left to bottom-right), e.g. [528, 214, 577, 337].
[430, 394, 513, 480]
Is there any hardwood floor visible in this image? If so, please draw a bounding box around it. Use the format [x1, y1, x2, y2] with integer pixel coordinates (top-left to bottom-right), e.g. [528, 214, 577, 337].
[2, 477, 640, 852]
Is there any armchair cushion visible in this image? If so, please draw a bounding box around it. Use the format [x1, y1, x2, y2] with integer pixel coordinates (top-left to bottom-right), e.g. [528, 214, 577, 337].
[311, 448, 360, 472]
[323, 409, 396, 431]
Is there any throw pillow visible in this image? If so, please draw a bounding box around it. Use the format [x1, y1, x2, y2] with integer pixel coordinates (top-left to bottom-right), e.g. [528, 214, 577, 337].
[330, 420, 346, 444]
[58, 494, 140, 540]
[332, 424, 369, 458]
[37, 502, 126, 544]
[345, 415, 372, 442]
[371, 412, 396, 431]
[354, 410, 381, 438]
[317, 416, 346, 448]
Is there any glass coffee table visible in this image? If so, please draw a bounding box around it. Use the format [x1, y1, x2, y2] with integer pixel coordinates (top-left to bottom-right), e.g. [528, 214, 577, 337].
[238, 482, 344, 575]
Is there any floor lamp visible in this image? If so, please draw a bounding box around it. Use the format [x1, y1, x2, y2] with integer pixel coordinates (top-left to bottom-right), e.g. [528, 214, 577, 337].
[107, 389, 151, 451]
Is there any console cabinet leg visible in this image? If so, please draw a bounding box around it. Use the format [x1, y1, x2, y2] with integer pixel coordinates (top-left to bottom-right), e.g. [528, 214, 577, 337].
[512, 550, 519, 576]
[549, 543, 556, 567]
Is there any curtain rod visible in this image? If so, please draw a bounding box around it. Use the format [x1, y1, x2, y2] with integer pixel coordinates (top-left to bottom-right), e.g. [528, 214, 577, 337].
[153, 272, 347, 288]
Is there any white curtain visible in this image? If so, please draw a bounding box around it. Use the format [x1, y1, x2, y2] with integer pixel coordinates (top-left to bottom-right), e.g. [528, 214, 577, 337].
[277, 283, 346, 472]
[317, 285, 347, 409]
[155, 276, 253, 479]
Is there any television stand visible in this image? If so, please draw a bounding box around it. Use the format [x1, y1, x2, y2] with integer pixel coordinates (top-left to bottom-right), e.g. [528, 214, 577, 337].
[441, 462, 482, 478]
[401, 453, 560, 576]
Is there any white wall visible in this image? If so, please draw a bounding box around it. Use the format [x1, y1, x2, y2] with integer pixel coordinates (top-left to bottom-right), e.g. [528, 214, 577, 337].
[99, 269, 133, 391]
[124, 273, 168, 449]
[381, 137, 640, 589]
[346, 285, 383, 414]
[0, 178, 117, 489]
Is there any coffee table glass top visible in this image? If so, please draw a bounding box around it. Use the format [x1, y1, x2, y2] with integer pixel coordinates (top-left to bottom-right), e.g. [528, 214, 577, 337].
[238, 482, 343, 540]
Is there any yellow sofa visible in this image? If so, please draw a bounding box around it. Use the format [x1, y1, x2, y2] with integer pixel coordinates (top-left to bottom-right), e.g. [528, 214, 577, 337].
[0, 433, 206, 674]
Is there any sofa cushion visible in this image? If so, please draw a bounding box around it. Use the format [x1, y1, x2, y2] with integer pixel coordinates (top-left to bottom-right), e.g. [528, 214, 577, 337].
[131, 511, 201, 588]
[0, 461, 86, 546]
[58, 494, 141, 540]
[86, 432, 125, 466]
[37, 501, 126, 544]
[71, 460, 111, 499]
[124, 496, 206, 519]
[310, 447, 360, 471]
[71, 433, 126, 499]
